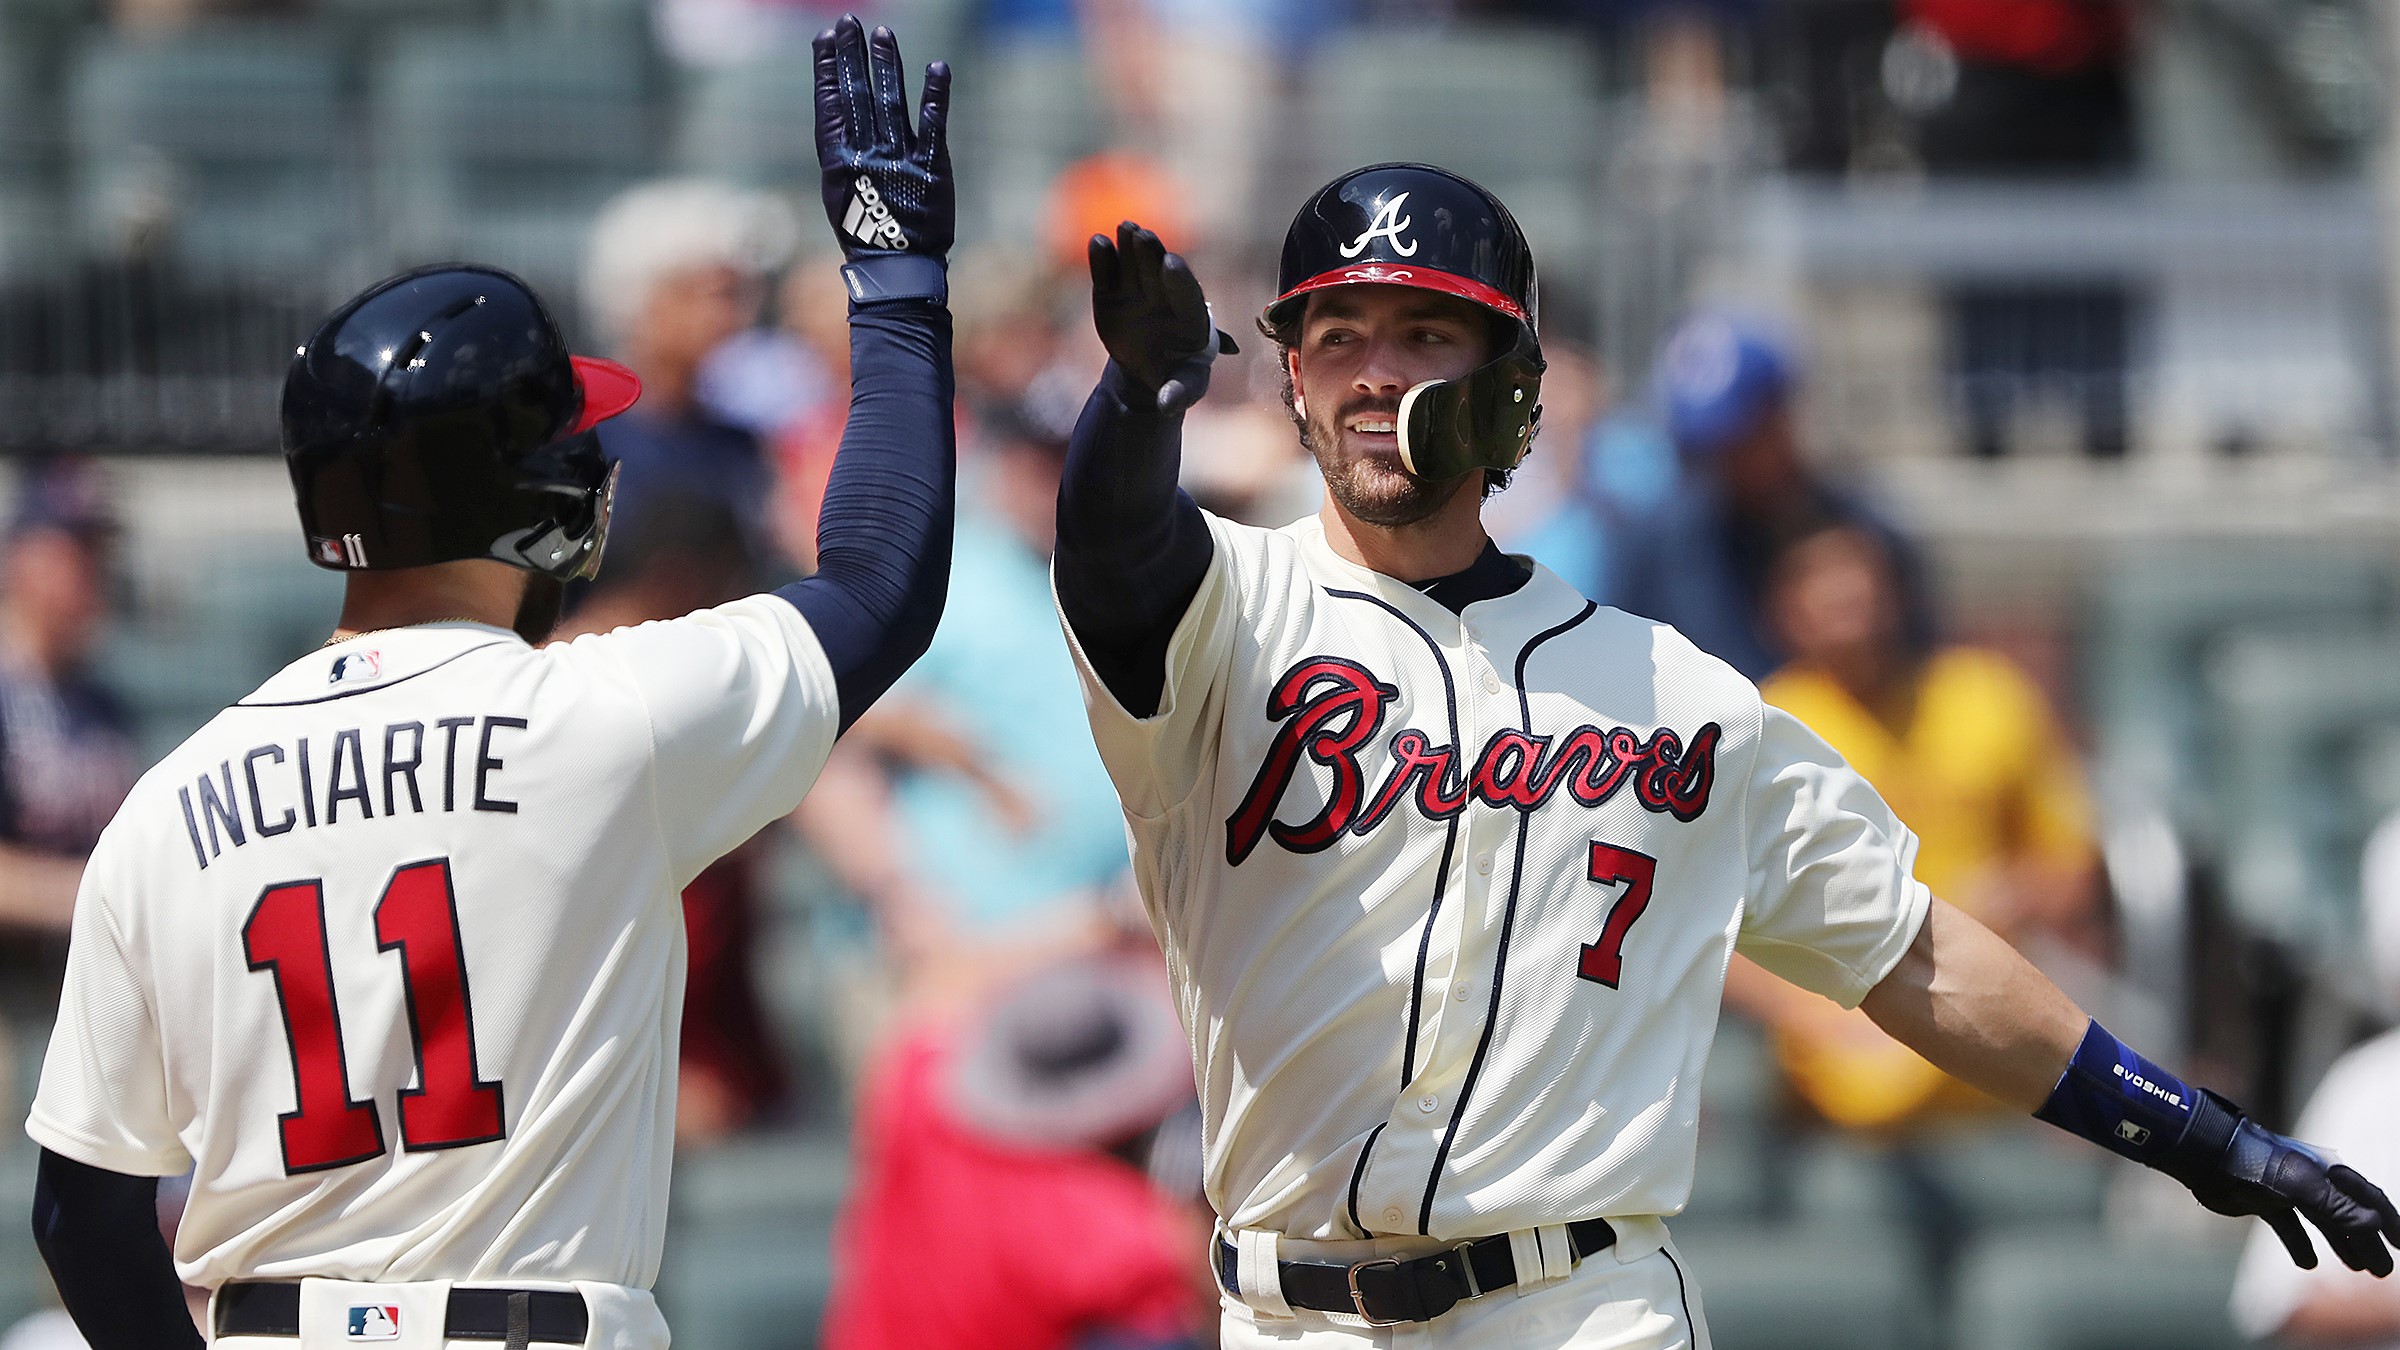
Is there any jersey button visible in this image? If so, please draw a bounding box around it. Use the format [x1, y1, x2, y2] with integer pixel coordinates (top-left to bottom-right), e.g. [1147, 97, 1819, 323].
[1475, 855, 1493, 876]
[1383, 1206, 1405, 1226]
[1452, 981, 1471, 1001]
[1418, 1094, 1440, 1114]
[1482, 671, 1502, 694]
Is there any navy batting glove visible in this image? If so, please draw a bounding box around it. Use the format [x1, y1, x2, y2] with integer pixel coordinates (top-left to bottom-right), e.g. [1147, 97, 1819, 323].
[813, 16, 952, 271]
[2165, 1089, 2400, 1275]
[1089, 221, 1237, 416]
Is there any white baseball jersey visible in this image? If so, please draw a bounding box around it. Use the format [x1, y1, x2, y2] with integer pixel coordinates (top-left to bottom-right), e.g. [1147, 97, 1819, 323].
[28, 597, 838, 1290]
[1060, 513, 1932, 1242]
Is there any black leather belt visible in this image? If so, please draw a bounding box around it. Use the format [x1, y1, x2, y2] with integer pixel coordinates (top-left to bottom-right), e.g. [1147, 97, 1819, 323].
[1216, 1217, 1617, 1326]
[215, 1280, 590, 1346]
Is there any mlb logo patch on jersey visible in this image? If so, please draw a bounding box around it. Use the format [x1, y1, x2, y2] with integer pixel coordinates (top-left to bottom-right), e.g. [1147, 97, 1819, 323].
[345, 1304, 401, 1341]
[330, 650, 382, 685]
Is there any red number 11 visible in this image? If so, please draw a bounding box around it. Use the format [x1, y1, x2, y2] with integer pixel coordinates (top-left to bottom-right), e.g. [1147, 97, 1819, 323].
[243, 859, 505, 1174]
[1579, 842, 1657, 989]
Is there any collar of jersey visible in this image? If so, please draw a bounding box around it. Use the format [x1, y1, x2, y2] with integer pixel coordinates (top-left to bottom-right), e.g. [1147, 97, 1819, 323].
[241, 622, 522, 707]
[1288, 515, 1564, 632]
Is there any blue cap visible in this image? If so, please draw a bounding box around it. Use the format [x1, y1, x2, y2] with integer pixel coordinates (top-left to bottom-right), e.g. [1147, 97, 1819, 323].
[9, 458, 114, 544]
[1654, 312, 1795, 457]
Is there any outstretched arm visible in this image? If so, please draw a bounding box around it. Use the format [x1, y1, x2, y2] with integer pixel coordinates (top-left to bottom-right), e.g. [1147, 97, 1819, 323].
[1053, 222, 1232, 718]
[1863, 898, 2400, 1275]
[772, 17, 956, 732]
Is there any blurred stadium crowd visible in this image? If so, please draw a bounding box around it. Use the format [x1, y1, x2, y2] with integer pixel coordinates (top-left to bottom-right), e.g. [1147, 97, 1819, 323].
[1, 0, 2400, 1347]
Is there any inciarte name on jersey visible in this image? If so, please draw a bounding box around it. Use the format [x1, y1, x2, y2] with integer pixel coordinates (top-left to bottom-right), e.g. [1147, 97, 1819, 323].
[1227, 657, 1720, 865]
[176, 715, 530, 870]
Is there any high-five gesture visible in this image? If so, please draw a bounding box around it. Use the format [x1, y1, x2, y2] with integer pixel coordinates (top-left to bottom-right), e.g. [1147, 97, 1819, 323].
[1089, 221, 1236, 415]
[813, 15, 952, 275]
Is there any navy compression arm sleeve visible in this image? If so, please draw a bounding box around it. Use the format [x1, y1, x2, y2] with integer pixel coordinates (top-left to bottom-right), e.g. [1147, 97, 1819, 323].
[1053, 362, 1214, 718]
[32, 1150, 201, 1350]
[773, 290, 955, 732]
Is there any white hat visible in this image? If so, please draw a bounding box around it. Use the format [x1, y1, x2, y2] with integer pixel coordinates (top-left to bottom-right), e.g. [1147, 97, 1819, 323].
[948, 954, 1195, 1151]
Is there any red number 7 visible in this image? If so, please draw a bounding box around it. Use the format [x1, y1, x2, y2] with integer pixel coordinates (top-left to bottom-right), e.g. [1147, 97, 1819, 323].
[1579, 842, 1657, 989]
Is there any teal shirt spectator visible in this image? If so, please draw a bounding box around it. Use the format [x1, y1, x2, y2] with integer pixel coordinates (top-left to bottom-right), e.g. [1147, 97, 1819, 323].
[888, 512, 1131, 932]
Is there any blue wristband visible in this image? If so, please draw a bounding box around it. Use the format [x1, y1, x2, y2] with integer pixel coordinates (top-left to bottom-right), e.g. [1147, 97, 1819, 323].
[2034, 1019, 2203, 1164]
[842, 254, 947, 308]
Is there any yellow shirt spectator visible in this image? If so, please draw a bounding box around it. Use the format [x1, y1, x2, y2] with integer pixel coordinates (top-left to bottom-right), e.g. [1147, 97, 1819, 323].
[1725, 524, 2100, 1130]
[1763, 648, 2095, 910]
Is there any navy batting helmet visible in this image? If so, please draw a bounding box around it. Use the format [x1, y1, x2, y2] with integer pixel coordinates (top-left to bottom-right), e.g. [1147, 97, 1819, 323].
[281, 264, 641, 579]
[1262, 163, 1543, 482]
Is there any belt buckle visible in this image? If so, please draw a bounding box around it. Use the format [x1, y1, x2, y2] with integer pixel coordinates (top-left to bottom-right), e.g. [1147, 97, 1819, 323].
[1453, 1241, 1484, 1299]
[1347, 1256, 1408, 1327]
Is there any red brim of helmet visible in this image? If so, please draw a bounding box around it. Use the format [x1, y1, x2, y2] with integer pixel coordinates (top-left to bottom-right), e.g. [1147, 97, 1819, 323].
[569, 355, 643, 434]
[1269, 265, 1528, 325]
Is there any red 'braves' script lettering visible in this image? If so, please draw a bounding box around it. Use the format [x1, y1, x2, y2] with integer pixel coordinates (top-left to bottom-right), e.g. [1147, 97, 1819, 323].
[1225, 657, 1720, 865]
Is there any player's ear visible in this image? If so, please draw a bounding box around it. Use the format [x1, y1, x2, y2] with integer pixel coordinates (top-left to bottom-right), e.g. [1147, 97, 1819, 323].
[1288, 348, 1307, 421]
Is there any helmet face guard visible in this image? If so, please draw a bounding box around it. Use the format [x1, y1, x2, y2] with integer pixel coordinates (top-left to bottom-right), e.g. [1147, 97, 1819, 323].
[1396, 324, 1546, 482]
[1265, 163, 1545, 482]
[493, 432, 618, 581]
[283, 266, 642, 580]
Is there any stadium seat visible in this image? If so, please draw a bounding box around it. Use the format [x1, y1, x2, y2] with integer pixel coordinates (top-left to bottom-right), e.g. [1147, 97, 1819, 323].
[675, 43, 818, 188]
[659, 1132, 852, 1350]
[2086, 543, 2390, 838]
[0, 37, 61, 283]
[944, 36, 1107, 245]
[1786, 1124, 2108, 1230]
[2203, 627, 2400, 955]
[1294, 27, 1605, 202]
[1683, 1014, 1771, 1221]
[1951, 1230, 2244, 1350]
[370, 26, 655, 302]
[0, 1135, 52, 1332]
[1671, 1218, 1934, 1350]
[64, 26, 347, 282]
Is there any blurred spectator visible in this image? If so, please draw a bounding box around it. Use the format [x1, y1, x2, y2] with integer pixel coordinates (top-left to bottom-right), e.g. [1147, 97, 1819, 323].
[1483, 339, 1681, 600]
[823, 951, 1209, 1350]
[582, 179, 798, 571]
[0, 459, 138, 1091]
[0, 461, 137, 886]
[796, 404, 1131, 1007]
[1605, 311, 1928, 682]
[742, 250, 857, 571]
[1044, 154, 1188, 278]
[2228, 814, 2400, 1345]
[1729, 520, 2101, 1130]
[554, 494, 791, 1143]
[697, 246, 845, 444]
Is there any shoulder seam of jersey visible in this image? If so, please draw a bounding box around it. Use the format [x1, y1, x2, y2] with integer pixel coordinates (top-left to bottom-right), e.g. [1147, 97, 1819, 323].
[231, 642, 514, 708]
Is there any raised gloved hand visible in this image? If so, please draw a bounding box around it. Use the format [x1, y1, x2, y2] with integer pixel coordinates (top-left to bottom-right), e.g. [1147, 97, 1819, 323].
[812, 15, 951, 272]
[1088, 221, 1237, 415]
[2165, 1089, 2400, 1274]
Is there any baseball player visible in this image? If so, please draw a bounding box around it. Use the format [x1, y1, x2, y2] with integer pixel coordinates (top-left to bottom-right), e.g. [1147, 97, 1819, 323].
[1052, 163, 2400, 1345]
[24, 17, 954, 1349]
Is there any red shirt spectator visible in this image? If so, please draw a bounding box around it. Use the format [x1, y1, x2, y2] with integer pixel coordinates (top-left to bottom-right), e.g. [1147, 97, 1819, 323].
[825, 958, 1204, 1350]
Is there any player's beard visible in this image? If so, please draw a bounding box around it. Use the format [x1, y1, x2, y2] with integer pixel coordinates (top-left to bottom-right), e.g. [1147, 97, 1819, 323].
[512, 574, 566, 645]
[1299, 394, 1473, 528]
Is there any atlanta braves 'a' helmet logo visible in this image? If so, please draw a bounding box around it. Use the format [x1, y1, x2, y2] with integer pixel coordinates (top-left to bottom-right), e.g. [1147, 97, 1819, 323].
[1337, 193, 1417, 259]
